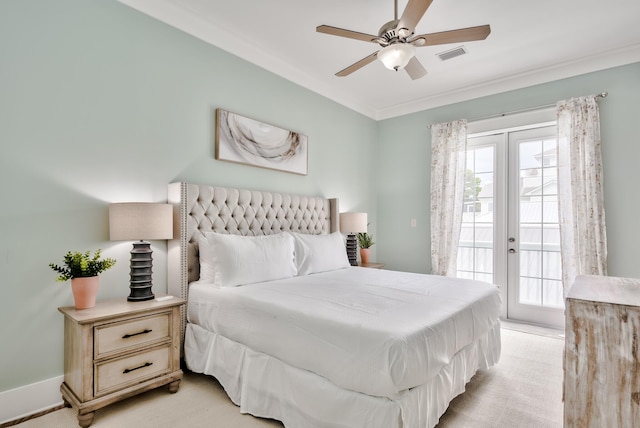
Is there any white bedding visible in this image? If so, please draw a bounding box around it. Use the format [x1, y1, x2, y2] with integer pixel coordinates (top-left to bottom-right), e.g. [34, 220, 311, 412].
[187, 266, 501, 399]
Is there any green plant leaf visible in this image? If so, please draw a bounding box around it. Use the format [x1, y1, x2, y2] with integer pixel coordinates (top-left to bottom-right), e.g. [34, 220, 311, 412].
[49, 249, 116, 282]
[356, 232, 374, 249]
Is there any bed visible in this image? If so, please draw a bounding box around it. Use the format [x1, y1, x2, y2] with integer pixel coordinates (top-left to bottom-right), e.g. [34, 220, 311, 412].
[167, 182, 501, 428]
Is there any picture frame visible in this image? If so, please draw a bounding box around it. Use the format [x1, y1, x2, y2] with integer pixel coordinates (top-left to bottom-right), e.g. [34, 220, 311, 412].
[215, 109, 308, 175]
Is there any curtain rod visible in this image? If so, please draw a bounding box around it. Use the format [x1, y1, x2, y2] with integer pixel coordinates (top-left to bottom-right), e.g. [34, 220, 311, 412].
[427, 92, 608, 128]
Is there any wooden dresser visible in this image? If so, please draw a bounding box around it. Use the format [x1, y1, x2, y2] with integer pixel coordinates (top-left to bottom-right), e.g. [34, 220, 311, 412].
[58, 295, 185, 427]
[564, 275, 640, 427]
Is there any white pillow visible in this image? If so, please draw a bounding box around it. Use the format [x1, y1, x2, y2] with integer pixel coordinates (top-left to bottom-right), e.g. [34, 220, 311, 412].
[198, 232, 297, 287]
[289, 232, 350, 275]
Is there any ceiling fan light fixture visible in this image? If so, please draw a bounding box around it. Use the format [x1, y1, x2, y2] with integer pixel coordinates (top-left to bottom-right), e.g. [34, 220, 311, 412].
[378, 43, 415, 71]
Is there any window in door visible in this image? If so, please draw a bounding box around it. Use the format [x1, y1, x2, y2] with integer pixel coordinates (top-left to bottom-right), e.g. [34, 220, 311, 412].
[457, 144, 495, 285]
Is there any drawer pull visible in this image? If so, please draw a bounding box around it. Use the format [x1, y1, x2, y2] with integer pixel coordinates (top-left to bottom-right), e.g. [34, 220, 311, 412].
[123, 362, 153, 374]
[122, 329, 152, 339]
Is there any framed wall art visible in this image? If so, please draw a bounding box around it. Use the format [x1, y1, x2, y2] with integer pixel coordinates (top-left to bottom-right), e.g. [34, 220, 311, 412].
[215, 109, 308, 175]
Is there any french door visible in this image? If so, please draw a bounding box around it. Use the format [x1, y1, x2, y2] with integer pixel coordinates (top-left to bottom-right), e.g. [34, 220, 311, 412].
[458, 124, 564, 328]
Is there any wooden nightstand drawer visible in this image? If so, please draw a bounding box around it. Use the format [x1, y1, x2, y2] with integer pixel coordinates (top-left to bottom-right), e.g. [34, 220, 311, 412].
[95, 312, 170, 358]
[95, 345, 171, 397]
[59, 296, 185, 427]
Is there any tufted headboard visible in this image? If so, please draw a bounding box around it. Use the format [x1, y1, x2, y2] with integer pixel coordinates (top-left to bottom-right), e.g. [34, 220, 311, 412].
[167, 182, 339, 345]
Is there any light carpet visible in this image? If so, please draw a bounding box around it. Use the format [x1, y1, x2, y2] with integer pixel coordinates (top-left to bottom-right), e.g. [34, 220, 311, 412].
[10, 327, 564, 428]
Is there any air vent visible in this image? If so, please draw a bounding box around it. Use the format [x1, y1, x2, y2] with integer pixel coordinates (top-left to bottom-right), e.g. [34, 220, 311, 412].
[436, 46, 467, 61]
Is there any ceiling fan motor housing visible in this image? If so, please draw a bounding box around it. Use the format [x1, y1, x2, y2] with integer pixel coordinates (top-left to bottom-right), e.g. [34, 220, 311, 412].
[378, 20, 413, 46]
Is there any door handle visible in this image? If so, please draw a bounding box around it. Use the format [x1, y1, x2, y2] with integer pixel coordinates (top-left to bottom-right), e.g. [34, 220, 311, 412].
[509, 249, 517, 253]
[508, 237, 515, 242]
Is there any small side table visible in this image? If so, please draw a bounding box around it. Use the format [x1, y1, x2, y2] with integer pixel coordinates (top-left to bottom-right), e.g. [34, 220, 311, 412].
[358, 262, 385, 269]
[58, 295, 185, 427]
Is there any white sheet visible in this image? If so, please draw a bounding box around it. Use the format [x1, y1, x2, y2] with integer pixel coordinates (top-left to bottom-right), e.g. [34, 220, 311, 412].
[188, 267, 501, 399]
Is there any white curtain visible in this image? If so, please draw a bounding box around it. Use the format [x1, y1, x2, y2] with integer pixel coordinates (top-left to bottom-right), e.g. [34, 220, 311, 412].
[430, 119, 467, 276]
[557, 95, 608, 294]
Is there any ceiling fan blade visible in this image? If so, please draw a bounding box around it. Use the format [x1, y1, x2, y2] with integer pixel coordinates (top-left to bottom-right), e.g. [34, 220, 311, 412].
[398, 0, 434, 33]
[335, 52, 379, 77]
[404, 56, 427, 80]
[316, 25, 379, 43]
[414, 25, 491, 46]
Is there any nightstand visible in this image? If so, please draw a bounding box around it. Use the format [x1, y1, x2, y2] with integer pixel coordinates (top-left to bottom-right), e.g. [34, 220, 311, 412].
[359, 262, 385, 269]
[58, 295, 185, 427]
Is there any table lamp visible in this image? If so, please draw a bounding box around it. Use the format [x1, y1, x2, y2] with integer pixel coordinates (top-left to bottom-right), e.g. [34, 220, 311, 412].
[339, 212, 367, 266]
[109, 203, 173, 301]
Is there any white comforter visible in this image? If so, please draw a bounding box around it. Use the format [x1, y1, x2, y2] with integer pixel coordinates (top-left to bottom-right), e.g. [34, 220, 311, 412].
[187, 267, 501, 399]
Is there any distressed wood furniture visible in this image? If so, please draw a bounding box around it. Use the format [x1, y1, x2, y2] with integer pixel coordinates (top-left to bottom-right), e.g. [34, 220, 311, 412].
[564, 275, 640, 427]
[59, 295, 185, 427]
[359, 262, 385, 269]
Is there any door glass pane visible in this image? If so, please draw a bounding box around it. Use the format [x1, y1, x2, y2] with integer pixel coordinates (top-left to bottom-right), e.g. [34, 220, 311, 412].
[543, 251, 562, 281]
[542, 280, 564, 308]
[519, 277, 541, 305]
[520, 250, 541, 277]
[457, 145, 494, 283]
[520, 169, 543, 193]
[542, 227, 560, 250]
[475, 225, 493, 245]
[475, 273, 493, 284]
[456, 270, 474, 280]
[456, 246, 473, 272]
[542, 167, 558, 193]
[519, 141, 541, 167]
[475, 247, 493, 274]
[542, 197, 559, 223]
[520, 226, 542, 250]
[517, 137, 564, 310]
[475, 146, 494, 172]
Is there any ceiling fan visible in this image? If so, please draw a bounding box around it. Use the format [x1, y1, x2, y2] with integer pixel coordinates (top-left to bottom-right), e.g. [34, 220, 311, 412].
[316, 0, 491, 80]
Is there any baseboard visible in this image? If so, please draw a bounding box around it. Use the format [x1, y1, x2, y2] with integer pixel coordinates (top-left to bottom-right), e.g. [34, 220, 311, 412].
[0, 376, 64, 425]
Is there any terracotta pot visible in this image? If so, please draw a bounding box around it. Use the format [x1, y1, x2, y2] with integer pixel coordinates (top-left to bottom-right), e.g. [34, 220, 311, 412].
[71, 276, 99, 309]
[360, 248, 371, 265]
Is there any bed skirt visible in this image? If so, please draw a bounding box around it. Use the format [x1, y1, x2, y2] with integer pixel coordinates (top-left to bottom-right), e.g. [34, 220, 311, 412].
[184, 321, 500, 428]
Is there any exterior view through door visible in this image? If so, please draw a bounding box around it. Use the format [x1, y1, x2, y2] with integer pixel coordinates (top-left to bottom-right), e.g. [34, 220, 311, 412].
[457, 124, 564, 329]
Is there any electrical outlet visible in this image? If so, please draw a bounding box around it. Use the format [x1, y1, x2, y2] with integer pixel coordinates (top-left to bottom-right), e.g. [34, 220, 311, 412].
[410, 218, 417, 227]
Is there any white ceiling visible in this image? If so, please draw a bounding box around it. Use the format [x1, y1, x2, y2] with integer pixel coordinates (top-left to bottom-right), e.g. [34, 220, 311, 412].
[119, 0, 640, 120]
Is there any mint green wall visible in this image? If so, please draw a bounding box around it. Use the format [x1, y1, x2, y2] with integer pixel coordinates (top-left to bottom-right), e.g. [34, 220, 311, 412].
[2, 0, 638, 399]
[0, 0, 377, 392]
[377, 62, 640, 279]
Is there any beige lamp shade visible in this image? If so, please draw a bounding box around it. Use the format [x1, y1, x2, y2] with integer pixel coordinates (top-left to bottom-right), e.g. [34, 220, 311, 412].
[340, 212, 368, 233]
[109, 203, 173, 241]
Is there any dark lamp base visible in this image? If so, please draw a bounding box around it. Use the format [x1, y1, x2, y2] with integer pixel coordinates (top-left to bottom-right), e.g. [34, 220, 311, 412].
[346, 233, 358, 266]
[127, 240, 155, 302]
[127, 289, 155, 301]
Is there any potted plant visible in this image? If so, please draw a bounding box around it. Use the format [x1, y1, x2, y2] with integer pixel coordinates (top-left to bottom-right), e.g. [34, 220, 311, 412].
[49, 249, 116, 309]
[356, 232, 374, 265]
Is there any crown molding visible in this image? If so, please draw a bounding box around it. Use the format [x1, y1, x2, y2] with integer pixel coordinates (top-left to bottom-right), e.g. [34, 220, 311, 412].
[119, 1, 640, 121]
